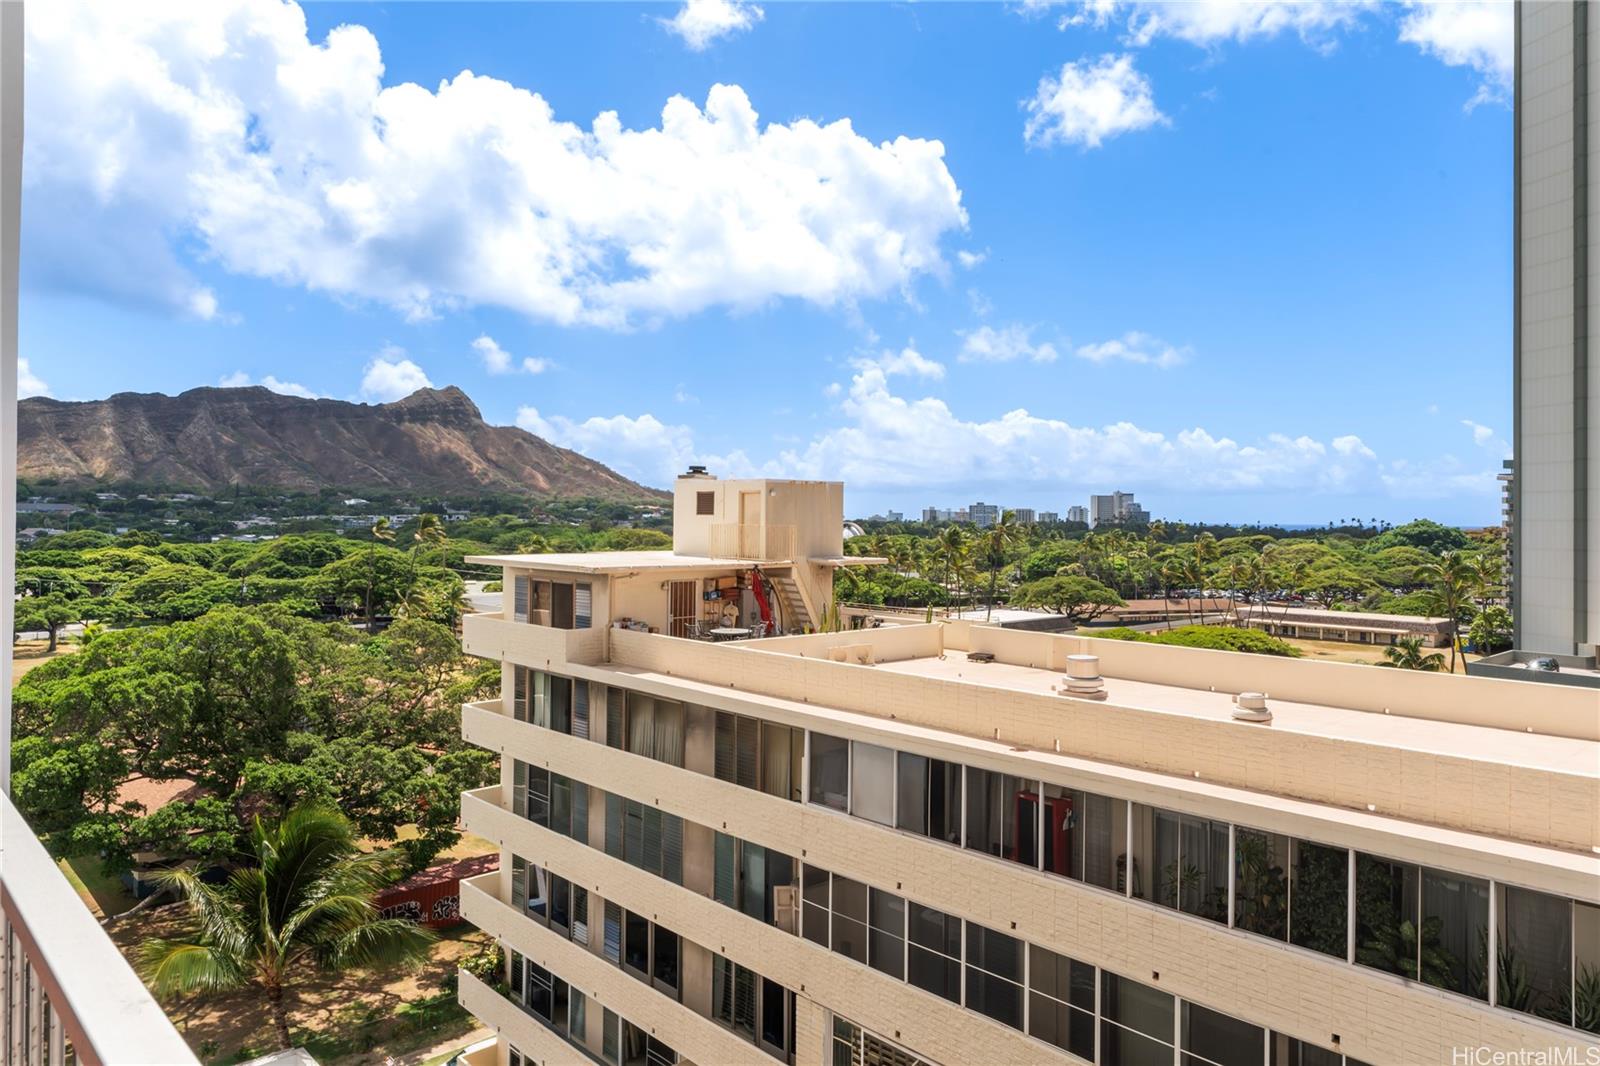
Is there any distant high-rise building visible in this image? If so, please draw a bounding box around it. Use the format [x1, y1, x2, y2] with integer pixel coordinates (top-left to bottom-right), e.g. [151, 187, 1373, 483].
[1037, 511, 1059, 524]
[1088, 491, 1146, 528]
[952, 508, 971, 523]
[1513, 2, 1599, 655]
[970, 502, 999, 528]
[922, 506, 941, 524]
[1066, 505, 1088, 525]
[1499, 460, 1515, 617]
[1011, 508, 1036, 524]
[885, 510, 903, 523]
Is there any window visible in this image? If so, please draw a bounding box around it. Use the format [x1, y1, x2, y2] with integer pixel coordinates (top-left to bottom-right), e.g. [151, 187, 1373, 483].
[1029, 944, 1095, 1061]
[1043, 784, 1128, 893]
[965, 922, 1024, 1030]
[603, 901, 622, 963]
[1135, 805, 1227, 922]
[965, 768, 1036, 866]
[626, 693, 686, 767]
[1270, 1033, 1345, 1066]
[1234, 827, 1290, 941]
[623, 1019, 677, 1066]
[868, 889, 905, 981]
[906, 902, 962, 1004]
[713, 954, 757, 1040]
[1420, 868, 1488, 999]
[570, 989, 587, 1046]
[850, 741, 895, 825]
[831, 874, 869, 964]
[1101, 972, 1175, 1066]
[603, 1007, 620, 1064]
[758, 977, 795, 1060]
[960, 915, 1024, 1024]
[1182, 1000, 1263, 1066]
[697, 490, 715, 515]
[715, 712, 802, 801]
[606, 687, 624, 749]
[513, 665, 530, 721]
[802, 863, 830, 948]
[620, 910, 680, 999]
[1290, 840, 1349, 960]
[1355, 854, 1421, 979]
[611, 796, 684, 883]
[653, 927, 680, 994]
[809, 733, 849, 810]
[895, 752, 961, 844]
[831, 1019, 933, 1066]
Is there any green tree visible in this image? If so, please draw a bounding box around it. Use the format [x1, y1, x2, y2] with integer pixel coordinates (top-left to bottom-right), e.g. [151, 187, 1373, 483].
[14, 594, 78, 652]
[1012, 576, 1125, 622]
[1467, 604, 1513, 654]
[141, 804, 434, 1050]
[1378, 636, 1446, 672]
[1422, 551, 1481, 674]
[977, 511, 1025, 621]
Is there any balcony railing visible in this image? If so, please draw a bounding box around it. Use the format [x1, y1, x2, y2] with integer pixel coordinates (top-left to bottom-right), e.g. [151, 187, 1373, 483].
[706, 523, 796, 561]
[1, 792, 197, 1065]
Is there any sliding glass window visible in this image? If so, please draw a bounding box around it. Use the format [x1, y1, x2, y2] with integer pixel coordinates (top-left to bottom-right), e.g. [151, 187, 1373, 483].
[810, 733, 849, 811]
[965, 922, 1024, 1030]
[965, 768, 1036, 866]
[1101, 972, 1176, 1066]
[1028, 944, 1095, 1062]
[907, 902, 962, 1004]
[850, 741, 895, 826]
[895, 751, 961, 844]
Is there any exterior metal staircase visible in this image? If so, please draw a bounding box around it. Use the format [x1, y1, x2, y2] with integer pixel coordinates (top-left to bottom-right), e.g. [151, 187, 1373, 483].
[769, 571, 815, 633]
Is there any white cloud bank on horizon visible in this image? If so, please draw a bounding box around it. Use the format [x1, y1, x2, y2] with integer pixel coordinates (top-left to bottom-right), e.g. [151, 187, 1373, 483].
[662, 0, 764, 50]
[19, 358, 49, 398]
[511, 361, 1500, 504]
[23, 0, 966, 328]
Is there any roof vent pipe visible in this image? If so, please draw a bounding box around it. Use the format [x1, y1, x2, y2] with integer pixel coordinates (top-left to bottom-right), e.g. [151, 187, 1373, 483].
[1232, 692, 1272, 722]
[1057, 654, 1107, 701]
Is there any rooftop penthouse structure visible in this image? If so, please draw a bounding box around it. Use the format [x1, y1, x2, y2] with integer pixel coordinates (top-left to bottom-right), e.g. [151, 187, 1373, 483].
[453, 475, 1600, 1066]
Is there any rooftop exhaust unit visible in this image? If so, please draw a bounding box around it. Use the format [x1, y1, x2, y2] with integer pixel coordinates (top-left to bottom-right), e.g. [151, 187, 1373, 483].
[682, 464, 712, 478]
[1057, 654, 1107, 701]
[1232, 692, 1272, 723]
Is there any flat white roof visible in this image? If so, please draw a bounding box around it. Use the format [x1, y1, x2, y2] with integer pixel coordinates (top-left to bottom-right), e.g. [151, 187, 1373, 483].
[465, 550, 782, 574]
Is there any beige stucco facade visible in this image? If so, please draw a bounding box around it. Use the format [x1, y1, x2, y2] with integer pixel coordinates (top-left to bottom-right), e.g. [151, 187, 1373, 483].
[455, 478, 1600, 1066]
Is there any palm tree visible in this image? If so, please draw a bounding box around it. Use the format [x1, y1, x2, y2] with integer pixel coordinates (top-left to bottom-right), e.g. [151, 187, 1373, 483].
[934, 525, 968, 608]
[407, 512, 449, 601]
[978, 511, 1024, 621]
[1378, 635, 1446, 672]
[364, 517, 396, 627]
[516, 532, 551, 554]
[1422, 551, 1481, 674]
[142, 804, 433, 1051]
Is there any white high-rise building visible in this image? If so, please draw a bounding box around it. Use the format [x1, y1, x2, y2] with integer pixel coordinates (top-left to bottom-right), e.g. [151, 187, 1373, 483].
[1066, 505, 1088, 525]
[1515, 2, 1600, 655]
[1088, 491, 1146, 528]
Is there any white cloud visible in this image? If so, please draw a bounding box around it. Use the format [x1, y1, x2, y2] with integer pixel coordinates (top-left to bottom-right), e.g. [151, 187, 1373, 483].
[24, 1, 965, 328]
[856, 344, 946, 381]
[1461, 418, 1494, 446]
[662, 0, 764, 50]
[1081, 1, 1372, 49]
[217, 371, 320, 398]
[516, 406, 758, 486]
[473, 334, 547, 375]
[956, 249, 987, 269]
[18, 358, 48, 398]
[958, 323, 1059, 363]
[515, 364, 1500, 504]
[1024, 54, 1167, 149]
[1398, 1, 1512, 110]
[1073, 330, 1189, 368]
[1460, 418, 1510, 456]
[360, 350, 434, 402]
[967, 288, 994, 317]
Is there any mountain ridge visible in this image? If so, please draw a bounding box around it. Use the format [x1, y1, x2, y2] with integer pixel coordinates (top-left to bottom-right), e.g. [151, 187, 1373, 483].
[18, 385, 664, 501]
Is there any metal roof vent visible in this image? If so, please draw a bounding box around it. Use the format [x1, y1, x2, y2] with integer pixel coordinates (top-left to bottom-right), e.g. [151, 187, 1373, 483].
[1232, 692, 1272, 723]
[682, 464, 711, 478]
[1057, 654, 1108, 701]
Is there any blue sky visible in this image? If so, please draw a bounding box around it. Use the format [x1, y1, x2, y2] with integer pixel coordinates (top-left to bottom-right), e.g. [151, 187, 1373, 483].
[20, 1, 1512, 524]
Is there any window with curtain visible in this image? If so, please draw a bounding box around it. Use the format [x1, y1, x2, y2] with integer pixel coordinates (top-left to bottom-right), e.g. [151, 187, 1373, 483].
[896, 752, 962, 844]
[850, 741, 895, 826]
[1137, 805, 1226, 922]
[715, 833, 738, 908]
[1421, 869, 1488, 999]
[550, 772, 572, 837]
[809, 733, 849, 810]
[603, 1007, 619, 1064]
[627, 694, 656, 759]
[760, 721, 797, 801]
[713, 954, 758, 1040]
[654, 700, 685, 767]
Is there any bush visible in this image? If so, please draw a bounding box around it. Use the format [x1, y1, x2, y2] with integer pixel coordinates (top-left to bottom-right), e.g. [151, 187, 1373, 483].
[1089, 624, 1301, 657]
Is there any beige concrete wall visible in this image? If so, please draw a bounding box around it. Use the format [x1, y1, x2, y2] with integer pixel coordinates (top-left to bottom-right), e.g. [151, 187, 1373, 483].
[463, 611, 607, 668]
[756, 623, 944, 663]
[462, 784, 1600, 1066]
[461, 873, 762, 1065]
[464, 706, 1597, 918]
[603, 630, 1600, 852]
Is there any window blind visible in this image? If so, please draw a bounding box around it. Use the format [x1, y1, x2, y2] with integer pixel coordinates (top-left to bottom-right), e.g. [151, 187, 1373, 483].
[663, 813, 684, 885]
[513, 575, 529, 623]
[605, 794, 623, 858]
[573, 682, 590, 740]
[575, 582, 592, 629]
[571, 782, 589, 845]
[715, 713, 737, 782]
[714, 833, 737, 907]
[603, 902, 622, 963]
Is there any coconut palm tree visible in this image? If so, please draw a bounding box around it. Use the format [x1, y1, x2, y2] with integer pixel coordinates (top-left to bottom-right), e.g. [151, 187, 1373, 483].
[1422, 551, 1481, 674]
[1378, 635, 1446, 672]
[364, 517, 396, 626]
[407, 512, 450, 602]
[934, 525, 968, 607]
[978, 511, 1024, 621]
[142, 804, 433, 1051]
